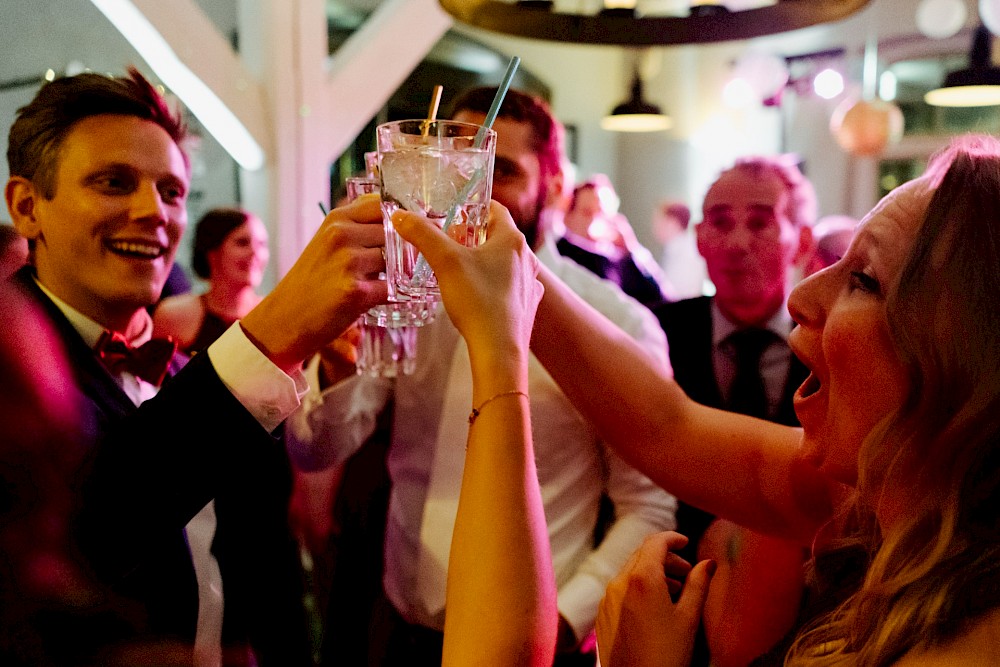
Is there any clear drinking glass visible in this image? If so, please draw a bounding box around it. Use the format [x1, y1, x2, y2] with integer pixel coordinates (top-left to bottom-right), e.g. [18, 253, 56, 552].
[345, 173, 433, 378]
[376, 119, 497, 302]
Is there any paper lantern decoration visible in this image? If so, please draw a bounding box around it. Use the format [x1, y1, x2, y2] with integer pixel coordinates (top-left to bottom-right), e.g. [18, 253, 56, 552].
[981, 0, 1000, 35]
[916, 0, 967, 39]
[830, 97, 905, 156]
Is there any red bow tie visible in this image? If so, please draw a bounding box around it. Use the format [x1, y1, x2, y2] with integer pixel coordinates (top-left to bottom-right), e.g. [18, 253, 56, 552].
[95, 331, 177, 387]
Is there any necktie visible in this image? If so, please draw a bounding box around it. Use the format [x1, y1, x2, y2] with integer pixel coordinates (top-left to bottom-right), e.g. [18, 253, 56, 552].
[727, 328, 773, 419]
[95, 330, 177, 386]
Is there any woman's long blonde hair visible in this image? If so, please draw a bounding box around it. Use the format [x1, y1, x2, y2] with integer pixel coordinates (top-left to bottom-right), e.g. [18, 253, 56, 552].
[786, 134, 1000, 666]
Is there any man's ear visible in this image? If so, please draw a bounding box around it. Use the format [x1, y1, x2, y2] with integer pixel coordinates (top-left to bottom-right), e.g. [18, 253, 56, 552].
[6, 177, 42, 240]
[695, 220, 708, 259]
[793, 224, 816, 268]
[544, 167, 567, 210]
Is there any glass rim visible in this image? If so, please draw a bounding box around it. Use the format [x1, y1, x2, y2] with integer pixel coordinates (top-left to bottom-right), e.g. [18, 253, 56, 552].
[375, 118, 496, 138]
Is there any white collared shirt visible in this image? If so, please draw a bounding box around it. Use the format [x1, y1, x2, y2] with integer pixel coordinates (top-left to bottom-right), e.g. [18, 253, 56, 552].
[288, 238, 678, 641]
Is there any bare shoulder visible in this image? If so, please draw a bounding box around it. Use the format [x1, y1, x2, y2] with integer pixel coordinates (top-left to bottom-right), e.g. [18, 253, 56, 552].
[895, 607, 1000, 666]
[152, 293, 203, 345]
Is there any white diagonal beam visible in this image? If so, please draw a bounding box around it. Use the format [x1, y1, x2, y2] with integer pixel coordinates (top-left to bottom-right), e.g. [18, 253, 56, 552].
[324, 0, 453, 162]
[113, 0, 271, 160]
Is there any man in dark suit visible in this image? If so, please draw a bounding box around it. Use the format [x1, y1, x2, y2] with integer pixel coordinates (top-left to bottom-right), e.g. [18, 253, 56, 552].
[4, 68, 386, 665]
[653, 156, 816, 665]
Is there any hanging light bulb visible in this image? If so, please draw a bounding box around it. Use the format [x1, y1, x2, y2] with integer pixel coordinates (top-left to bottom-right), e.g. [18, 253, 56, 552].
[925, 24, 1000, 106]
[813, 68, 845, 99]
[728, 51, 789, 104]
[982, 0, 1000, 36]
[916, 0, 967, 39]
[601, 55, 672, 132]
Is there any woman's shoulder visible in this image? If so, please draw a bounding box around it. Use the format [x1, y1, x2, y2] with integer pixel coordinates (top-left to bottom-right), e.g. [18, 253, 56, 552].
[154, 292, 203, 319]
[152, 293, 204, 344]
[895, 607, 1000, 665]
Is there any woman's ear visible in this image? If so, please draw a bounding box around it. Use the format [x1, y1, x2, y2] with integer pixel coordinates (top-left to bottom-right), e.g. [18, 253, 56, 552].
[6, 177, 42, 240]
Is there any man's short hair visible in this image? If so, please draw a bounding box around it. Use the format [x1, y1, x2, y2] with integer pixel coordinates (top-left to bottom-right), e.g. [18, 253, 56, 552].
[7, 66, 188, 199]
[448, 87, 564, 188]
[721, 156, 817, 228]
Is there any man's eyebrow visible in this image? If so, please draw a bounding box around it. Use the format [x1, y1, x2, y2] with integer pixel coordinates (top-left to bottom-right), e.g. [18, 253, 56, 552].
[748, 204, 777, 215]
[85, 162, 131, 173]
[704, 204, 732, 215]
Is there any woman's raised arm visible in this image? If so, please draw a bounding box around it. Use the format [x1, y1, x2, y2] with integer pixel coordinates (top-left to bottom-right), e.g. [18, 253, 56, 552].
[530, 262, 833, 544]
[392, 202, 557, 667]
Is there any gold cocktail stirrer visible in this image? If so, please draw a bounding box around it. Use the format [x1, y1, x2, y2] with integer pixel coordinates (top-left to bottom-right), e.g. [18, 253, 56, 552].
[421, 85, 444, 139]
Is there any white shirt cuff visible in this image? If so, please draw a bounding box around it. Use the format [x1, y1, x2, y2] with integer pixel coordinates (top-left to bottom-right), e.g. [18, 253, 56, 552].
[558, 574, 606, 643]
[206, 323, 308, 433]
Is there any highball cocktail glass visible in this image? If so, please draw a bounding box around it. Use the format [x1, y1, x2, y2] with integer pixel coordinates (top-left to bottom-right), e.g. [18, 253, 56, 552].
[345, 173, 434, 377]
[376, 119, 497, 302]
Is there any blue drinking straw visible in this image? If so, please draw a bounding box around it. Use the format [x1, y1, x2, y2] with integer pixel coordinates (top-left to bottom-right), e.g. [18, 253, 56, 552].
[442, 55, 519, 236]
[474, 56, 521, 149]
[411, 56, 520, 285]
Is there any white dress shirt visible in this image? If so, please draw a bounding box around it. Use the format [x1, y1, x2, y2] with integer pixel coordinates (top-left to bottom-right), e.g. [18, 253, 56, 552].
[287, 238, 677, 641]
[38, 281, 307, 667]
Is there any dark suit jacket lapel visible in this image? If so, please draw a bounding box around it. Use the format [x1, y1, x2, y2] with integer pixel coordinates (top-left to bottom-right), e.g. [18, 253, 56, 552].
[13, 265, 137, 420]
[655, 294, 805, 426]
[654, 296, 724, 408]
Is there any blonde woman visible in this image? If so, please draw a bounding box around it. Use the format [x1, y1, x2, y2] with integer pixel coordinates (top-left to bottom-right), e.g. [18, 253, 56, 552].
[417, 134, 1000, 664]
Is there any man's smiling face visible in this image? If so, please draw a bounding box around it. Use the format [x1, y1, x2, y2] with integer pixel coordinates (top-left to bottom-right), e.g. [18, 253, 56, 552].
[17, 114, 189, 329]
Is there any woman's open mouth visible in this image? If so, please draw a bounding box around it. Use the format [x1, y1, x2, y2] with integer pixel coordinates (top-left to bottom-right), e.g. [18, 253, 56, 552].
[796, 372, 822, 400]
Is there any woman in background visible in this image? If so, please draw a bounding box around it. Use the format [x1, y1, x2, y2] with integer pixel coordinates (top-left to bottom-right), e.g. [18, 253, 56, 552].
[154, 207, 269, 355]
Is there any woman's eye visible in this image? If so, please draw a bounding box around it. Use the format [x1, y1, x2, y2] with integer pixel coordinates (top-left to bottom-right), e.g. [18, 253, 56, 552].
[849, 271, 881, 294]
[161, 188, 183, 204]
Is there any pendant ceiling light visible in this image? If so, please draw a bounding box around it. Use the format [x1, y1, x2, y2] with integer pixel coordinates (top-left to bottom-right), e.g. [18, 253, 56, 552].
[601, 71, 672, 132]
[437, 0, 873, 47]
[925, 24, 1000, 107]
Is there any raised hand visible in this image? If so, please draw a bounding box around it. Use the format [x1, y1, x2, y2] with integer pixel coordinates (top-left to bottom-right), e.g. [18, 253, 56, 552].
[390, 201, 543, 361]
[240, 194, 388, 373]
[597, 531, 716, 667]
[316, 322, 361, 389]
